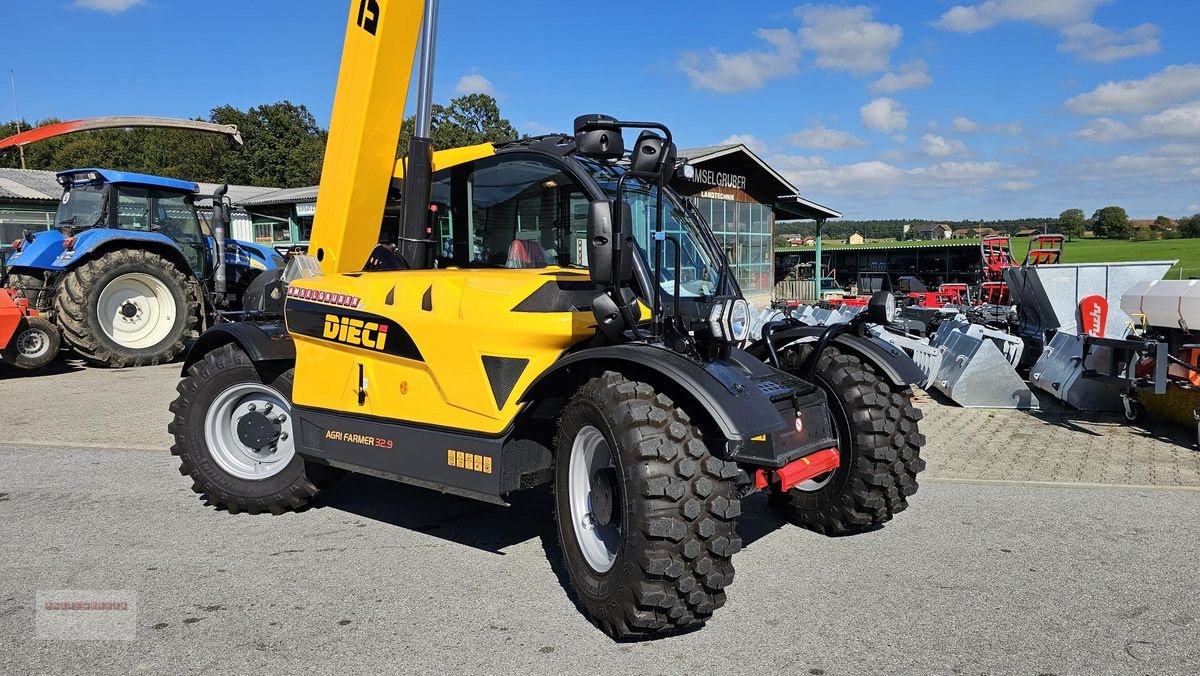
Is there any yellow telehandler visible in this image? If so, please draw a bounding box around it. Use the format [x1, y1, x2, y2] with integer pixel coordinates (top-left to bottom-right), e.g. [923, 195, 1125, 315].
[169, 0, 923, 638]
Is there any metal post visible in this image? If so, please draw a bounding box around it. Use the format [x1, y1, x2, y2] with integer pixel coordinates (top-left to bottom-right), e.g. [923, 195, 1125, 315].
[9, 70, 25, 170]
[813, 218, 825, 293]
[399, 0, 439, 269]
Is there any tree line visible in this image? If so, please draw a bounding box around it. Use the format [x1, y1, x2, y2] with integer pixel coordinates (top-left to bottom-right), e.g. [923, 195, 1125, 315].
[1058, 207, 1200, 240]
[0, 95, 518, 189]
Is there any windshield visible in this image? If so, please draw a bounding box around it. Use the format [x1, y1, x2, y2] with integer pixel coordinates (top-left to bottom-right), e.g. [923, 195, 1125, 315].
[578, 159, 722, 298]
[55, 184, 106, 227]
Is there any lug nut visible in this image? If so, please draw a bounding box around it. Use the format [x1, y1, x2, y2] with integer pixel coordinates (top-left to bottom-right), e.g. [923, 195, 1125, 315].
[248, 404, 257, 412]
[277, 414, 287, 422]
[264, 403, 274, 412]
[280, 432, 289, 441]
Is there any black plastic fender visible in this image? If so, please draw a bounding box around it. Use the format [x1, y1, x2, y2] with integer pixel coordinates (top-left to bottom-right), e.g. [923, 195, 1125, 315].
[750, 325, 926, 388]
[180, 320, 294, 374]
[520, 343, 838, 468]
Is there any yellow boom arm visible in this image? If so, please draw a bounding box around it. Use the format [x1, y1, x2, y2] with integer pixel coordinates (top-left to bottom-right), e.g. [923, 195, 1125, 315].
[308, 0, 425, 274]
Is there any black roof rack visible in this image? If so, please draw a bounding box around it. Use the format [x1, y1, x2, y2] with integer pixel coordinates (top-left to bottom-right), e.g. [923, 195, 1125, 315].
[495, 134, 575, 156]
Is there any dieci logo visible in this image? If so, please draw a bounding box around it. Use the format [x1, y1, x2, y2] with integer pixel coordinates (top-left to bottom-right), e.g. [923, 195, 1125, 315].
[323, 314, 389, 350]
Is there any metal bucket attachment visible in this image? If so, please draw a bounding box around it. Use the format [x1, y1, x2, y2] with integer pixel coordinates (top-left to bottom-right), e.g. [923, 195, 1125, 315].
[929, 322, 1038, 409]
[1028, 331, 1124, 411]
[867, 325, 942, 388]
[1004, 260, 1176, 338]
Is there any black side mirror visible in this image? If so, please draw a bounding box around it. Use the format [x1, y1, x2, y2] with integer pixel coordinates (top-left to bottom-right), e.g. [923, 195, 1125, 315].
[574, 114, 624, 160]
[630, 131, 677, 181]
[586, 200, 633, 286]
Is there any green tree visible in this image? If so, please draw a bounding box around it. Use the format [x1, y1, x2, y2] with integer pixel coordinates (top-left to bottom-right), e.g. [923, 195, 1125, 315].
[211, 101, 327, 187]
[1058, 208, 1086, 239]
[1092, 206, 1131, 239]
[1180, 214, 1200, 238]
[396, 94, 518, 158]
[1152, 215, 1173, 231]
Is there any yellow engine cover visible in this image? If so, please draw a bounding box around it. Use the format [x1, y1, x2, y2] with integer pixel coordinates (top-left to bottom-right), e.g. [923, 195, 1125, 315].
[285, 268, 597, 435]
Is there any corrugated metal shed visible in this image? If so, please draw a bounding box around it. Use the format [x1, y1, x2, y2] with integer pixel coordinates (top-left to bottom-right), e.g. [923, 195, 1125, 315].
[0, 168, 61, 201]
[238, 185, 318, 207]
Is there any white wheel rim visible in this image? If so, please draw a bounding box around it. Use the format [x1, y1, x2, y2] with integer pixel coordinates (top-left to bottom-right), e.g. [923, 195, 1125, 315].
[203, 383, 296, 481]
[97, 272, 177, 349]
[16, 327, 51, 359]
[569, 425, 621, 573]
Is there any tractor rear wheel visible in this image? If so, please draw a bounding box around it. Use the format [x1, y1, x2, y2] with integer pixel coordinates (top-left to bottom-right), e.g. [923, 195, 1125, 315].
[771, 345, 926, 535]
[553, 372, 742, 640]
[168, 343, 333, 514]
[54, 250, 196, 367]
[1, 315, 60, 369]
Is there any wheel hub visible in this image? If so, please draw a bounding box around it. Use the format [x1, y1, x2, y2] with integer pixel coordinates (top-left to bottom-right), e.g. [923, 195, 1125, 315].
[236, 410, 281, 450]
[119, 301, 140, 319]
[17, 329, 48, 358]
[590, 467, 618, 527]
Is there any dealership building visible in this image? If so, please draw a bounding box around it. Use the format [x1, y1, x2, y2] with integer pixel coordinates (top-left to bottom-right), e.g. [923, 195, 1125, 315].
[1, 145, 839, 307]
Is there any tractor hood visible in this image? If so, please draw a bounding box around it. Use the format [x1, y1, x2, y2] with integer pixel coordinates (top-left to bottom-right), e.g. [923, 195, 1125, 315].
[4, 229, 66, 270]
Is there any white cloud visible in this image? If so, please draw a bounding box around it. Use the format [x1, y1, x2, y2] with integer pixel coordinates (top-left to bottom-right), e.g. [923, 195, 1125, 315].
[454, 73, 498, 97]
[870, 60, 933, 93]
[769, 153, 1026, 197]
[935, 1, 1157, 64]
[920, 134, 968, 157]
[785, 125, 869, 150]
[1066, 64, 1200, 115]
[73, 0, 144, 11]
[721, 134, 769, 155]
[796, 5, 902, 75]
[860, 98, 908, 133]
[679, 29, 801, 93]
[1000, 180, 1034, 191]
[953, 116, 1023, 135]
[1075, 101, 1200, 142]
[1058, 22, 1160, 63]
[935, 0, 1108, 32]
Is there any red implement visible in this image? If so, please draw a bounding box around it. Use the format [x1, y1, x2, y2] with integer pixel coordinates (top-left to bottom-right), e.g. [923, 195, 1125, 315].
[0, 288, 25, 348]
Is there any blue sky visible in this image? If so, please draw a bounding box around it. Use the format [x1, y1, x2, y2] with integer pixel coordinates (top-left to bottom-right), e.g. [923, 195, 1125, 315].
[5, 0, 1200, 220]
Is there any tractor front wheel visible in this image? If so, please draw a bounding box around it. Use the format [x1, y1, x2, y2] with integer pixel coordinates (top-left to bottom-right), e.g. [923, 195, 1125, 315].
[553, 372, 743, 640]
[771, 345, 926, 535]
[54, 250, 197, 367]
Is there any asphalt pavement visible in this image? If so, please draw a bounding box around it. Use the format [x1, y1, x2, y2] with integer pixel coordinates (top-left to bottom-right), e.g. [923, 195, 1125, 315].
[2, 442, 1198, 675]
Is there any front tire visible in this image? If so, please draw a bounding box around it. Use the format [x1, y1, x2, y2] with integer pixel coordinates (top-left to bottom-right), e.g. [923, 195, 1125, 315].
[54, 250, 197, 367]
[553, 372, 742, 640]
[1, 315, 60, 369]
[771, 346, 926, 535]
[168, 343, 327, 514]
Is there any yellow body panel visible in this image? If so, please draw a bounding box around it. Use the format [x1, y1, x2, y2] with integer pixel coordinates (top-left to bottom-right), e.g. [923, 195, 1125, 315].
[308, 0, 424, 275]
[287, 269, 597, 435]
[392, 143, 495, 179]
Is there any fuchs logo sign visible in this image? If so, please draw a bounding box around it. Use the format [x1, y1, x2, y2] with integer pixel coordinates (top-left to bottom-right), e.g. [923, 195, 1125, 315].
[323, 314, 389, 351]
[287, 285, 362, 309]
[1079, 295, 1108, 337]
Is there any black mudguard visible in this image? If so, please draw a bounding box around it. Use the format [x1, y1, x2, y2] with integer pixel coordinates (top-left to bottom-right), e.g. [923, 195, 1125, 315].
[522, 343, 837, 468]
[180, 320, 294, 374]
[751, 325, 926, 388]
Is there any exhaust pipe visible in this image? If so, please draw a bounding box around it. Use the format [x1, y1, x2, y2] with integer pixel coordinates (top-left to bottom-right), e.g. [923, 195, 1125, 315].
[398, 0, 438, 270]
[212, 184, 229, 295]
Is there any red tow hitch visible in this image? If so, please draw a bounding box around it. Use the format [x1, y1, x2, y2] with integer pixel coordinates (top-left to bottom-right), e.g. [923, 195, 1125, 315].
[754, 448, 841, 493]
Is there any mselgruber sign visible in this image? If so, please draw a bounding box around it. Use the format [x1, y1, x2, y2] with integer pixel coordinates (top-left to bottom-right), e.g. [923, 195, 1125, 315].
[689, 168, 747, 190]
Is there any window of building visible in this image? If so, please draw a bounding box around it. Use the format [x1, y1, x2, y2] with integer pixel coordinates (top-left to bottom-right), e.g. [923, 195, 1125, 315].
[0, 208, 54, 252]
[685, 195, 774, 297]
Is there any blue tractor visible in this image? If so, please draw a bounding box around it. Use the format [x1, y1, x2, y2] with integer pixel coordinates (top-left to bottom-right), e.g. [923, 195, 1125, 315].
[2, 168, 283, 367]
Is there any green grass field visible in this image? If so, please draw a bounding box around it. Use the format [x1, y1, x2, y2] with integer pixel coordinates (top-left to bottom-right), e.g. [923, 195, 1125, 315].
[778, 237, 1200, 279]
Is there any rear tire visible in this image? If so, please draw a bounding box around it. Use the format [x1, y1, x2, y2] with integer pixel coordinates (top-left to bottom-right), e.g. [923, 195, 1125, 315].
[553, 372, 742, 640]
[54, 250, 196, 368]
[168, 343, 325, 514]
[1, 315, 60, 369]
[771, 345, 926, 535]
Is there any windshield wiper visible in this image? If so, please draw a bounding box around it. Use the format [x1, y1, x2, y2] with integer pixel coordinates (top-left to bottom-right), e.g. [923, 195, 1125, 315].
[57, 217, 77, 225]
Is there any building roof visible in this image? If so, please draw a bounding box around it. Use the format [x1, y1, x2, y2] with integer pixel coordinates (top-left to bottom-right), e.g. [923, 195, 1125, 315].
[0, 168, 61, 201]
[238, 185, 318, 207]
[913, 222, 950, 233]
[60, 168, 197, 193]
[680, 143, 841, 220]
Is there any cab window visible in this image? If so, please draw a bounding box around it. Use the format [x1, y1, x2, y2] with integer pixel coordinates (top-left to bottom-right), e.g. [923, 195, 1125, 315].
[462, 155, 589, 269]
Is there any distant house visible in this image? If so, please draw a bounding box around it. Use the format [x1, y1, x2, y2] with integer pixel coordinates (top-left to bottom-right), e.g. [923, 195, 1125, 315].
[910, 223, 951, 240]
[951, 228, 971, 239]
[1014, 229, 1039, 237]
[846, 232, 865, 245]
[786, 236, 816, 247]
[976, 227, 998, 237]
[1131, 219, 1177, 229]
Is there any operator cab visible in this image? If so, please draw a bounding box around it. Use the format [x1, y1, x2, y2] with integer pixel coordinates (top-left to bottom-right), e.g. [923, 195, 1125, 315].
[55, 168, 207, 273]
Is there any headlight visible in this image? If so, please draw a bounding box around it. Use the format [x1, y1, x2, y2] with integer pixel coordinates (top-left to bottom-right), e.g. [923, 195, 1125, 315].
[708, 298, 752, 343]
[867, 291, 897, 325]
